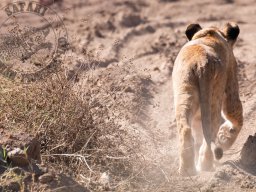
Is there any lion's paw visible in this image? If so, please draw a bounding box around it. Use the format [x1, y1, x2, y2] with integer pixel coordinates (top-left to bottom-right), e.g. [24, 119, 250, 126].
[218, 121, 234, 144]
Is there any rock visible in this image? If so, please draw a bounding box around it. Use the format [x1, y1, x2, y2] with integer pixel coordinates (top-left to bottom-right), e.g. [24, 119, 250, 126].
[39, 173, 55, 184]
[240, 133, 256, 167]
[25, 138, 41, 163]
[0, 131, 41, 165]
[8, 148, 29, 167]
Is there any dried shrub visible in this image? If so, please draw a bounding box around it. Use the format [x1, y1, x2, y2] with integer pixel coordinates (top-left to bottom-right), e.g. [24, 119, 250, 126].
[0, 70, 142, 190]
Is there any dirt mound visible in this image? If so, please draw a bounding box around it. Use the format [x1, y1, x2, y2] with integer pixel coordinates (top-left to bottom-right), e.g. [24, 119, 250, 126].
[240, 133, 256, 167]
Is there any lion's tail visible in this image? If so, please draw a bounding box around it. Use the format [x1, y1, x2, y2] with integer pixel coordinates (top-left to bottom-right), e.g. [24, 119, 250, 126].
[198, 73, 223, 160]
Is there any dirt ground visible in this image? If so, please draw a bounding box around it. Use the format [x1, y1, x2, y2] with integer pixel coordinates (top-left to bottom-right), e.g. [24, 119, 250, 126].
[0, 0, 256, 191]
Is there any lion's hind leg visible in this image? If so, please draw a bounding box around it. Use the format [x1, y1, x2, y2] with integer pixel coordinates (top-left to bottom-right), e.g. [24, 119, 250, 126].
[175, 93, 198, 176]
[191, 114, 203, 170]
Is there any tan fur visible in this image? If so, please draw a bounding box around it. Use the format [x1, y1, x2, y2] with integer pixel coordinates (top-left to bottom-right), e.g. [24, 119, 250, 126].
[172, 22, 243, 176]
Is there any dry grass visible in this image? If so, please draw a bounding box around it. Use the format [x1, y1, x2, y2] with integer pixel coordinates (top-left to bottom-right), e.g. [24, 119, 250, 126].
[0, 67, 144, 190]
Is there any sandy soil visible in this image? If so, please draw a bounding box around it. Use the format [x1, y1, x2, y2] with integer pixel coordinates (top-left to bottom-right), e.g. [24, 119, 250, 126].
[60, 0, 256, 191]
[1, 0, 256, 191]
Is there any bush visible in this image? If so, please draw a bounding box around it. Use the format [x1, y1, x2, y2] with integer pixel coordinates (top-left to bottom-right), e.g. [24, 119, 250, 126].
[0, 71, 141, 190]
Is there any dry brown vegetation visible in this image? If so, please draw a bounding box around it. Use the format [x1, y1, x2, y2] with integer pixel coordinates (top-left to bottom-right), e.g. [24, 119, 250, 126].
[0, 68, 148, 190]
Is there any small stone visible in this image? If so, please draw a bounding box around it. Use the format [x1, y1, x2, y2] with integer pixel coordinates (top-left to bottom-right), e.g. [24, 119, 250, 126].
[8, 148, 29, 167]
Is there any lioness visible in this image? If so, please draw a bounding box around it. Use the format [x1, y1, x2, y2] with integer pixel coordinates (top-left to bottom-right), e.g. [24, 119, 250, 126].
[172, 22, 243, 176]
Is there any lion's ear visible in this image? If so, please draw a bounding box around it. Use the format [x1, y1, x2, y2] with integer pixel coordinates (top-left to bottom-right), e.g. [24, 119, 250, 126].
[223, 22, 240, 41]
[185, 23, 202, 40]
